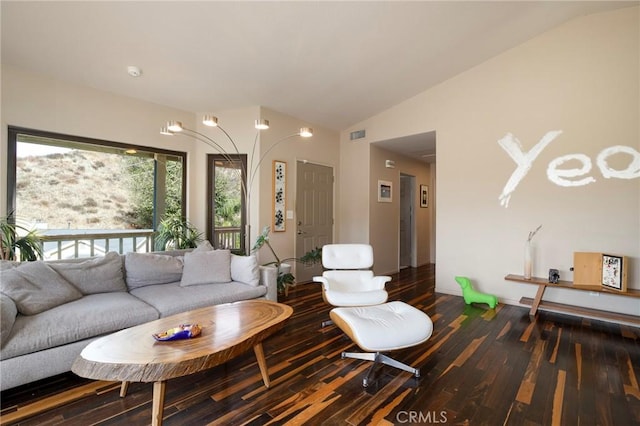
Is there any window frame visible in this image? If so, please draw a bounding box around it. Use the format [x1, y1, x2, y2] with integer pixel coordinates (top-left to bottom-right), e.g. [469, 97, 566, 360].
[207, 153, 247, 254]
[6, 126, 188, 230]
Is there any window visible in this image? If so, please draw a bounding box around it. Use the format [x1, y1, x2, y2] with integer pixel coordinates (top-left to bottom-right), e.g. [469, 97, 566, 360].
[7, 126, 186, 258]
[207, 153, 247, 254]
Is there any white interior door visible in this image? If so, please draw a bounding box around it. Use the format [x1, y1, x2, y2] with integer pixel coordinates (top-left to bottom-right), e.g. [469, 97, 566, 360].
[295, 161, 333, 283]
[399, 174, 415, 268]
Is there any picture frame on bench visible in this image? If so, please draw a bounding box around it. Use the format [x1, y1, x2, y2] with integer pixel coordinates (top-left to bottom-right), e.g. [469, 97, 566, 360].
[602, 254, 626, 291]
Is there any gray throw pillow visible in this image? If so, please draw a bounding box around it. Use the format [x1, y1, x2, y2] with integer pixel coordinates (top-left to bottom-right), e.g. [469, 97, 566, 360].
[49, 251, 126, 294]
[230, 254, 260, 286]
[181, 250, 231, 286]
[0, 261, 83, 315]
[125, 252, 184, 289]
[0, 260, 19, 271]
[1, 293, 18, 346]
[194, 240, 215, 252]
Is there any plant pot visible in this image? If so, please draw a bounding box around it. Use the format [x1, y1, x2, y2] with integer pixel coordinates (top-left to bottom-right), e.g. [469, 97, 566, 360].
[278, 263, 292, 276]
[277, 263, 294, 297]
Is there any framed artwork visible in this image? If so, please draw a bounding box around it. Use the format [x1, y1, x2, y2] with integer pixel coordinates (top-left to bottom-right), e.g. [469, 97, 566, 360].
[273, 160, 286, 232]
[420, 185, 429, 208]
[601, 254, 624, 291]
[378, 180, 392, 203]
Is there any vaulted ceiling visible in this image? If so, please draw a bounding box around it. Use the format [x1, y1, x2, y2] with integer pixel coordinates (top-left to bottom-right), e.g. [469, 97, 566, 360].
[2, 1, 633, 162]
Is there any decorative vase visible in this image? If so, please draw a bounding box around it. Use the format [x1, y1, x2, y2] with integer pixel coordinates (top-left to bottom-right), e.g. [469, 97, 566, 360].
[524, 241, 532, 280]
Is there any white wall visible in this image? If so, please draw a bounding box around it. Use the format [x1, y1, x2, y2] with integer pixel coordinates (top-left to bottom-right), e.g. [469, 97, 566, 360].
[1, 65, 196, 218]
[338, 135, 370, 243]
[341, 7, 640, 314]
[253, 107, 340, 273]
[0, 68, 340, 272]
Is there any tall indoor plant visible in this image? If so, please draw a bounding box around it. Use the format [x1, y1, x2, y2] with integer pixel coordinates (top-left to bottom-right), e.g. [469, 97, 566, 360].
[252, 226, 322, 295]
[154, 214, 203, 251]
[0, 213, 43, 261]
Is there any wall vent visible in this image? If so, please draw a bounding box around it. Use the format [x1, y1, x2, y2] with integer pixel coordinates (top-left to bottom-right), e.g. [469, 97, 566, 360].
[350, 129, 366, 140]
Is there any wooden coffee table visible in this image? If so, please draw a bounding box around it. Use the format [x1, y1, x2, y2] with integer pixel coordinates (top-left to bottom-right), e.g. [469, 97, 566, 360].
[72, 299, 292, 426]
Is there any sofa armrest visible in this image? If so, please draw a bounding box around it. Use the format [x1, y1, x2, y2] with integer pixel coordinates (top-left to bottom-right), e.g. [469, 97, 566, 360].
[1, 293, 17, 347]
[260, 265, 279, 301]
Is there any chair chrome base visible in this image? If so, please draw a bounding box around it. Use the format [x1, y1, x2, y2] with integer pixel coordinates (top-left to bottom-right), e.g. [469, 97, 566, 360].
[321, 319, 334, 327]
[341, 351, 420, 387]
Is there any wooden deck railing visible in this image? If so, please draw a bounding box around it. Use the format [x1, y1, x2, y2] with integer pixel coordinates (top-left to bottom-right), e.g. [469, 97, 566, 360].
[213, 227, 242, 251]
[40, 230, 155, 260]
[38, 227, 243, 260]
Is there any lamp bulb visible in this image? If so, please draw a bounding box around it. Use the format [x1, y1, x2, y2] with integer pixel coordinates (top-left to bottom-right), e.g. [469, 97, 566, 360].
[299, 127, 313, 138]
[254, 119, 270, 130]
[160, 126, 174, 136]
[203, 115, 218, 127]
[167, 121, 183, 132]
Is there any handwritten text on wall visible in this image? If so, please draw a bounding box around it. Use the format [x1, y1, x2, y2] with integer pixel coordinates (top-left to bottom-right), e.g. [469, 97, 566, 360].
[498, 131, 640, 207]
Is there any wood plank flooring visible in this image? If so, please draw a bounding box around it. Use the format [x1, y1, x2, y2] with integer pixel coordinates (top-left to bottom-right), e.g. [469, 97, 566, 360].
[1, 265, 639, 425]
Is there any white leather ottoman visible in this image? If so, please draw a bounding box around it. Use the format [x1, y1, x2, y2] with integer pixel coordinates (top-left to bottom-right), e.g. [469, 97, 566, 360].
[330, 301, 433, 387]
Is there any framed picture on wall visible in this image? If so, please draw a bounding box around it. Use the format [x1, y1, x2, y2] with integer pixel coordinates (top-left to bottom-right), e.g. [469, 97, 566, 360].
[378, 180, 392, 203]
[420, 185, 429, 208]
[273, 160, 286, 231]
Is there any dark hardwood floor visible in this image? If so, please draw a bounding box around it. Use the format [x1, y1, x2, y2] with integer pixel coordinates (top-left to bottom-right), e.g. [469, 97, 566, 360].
[2, 265, 639, 425]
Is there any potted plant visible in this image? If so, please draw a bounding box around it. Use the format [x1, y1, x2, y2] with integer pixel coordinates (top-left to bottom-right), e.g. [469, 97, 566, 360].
[0, 213, 43, 261]
[154, 214, 203, 251]
[252, 226, 322, 295]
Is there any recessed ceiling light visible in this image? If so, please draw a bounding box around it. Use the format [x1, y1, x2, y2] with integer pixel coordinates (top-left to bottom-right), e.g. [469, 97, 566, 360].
[127, 66, 142, 77]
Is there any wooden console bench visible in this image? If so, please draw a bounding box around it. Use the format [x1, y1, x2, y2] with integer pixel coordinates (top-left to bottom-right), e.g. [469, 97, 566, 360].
[504, 274, 640, 327]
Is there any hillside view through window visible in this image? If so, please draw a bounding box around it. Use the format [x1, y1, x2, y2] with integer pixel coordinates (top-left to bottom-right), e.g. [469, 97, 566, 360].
[7, 127, 186, 257]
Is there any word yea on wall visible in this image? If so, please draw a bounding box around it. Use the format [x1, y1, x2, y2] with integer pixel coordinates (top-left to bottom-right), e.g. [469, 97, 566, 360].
[498, 131, 640, 208]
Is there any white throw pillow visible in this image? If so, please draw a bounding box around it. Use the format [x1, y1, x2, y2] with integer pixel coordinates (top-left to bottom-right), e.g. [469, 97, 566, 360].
[180, 250, 231, 286]
[230, 254, 260, 287]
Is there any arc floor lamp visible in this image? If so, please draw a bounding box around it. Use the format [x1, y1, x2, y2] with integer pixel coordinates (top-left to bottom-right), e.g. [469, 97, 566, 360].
[161, 115, 313, 255]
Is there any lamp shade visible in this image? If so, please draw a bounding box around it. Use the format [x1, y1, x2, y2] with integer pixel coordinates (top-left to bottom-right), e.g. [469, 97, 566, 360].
[299, 127, 313, 138]
[203, 115, 218, 127]
[254, 119, 270, 130]
[167, 121, 183, 132]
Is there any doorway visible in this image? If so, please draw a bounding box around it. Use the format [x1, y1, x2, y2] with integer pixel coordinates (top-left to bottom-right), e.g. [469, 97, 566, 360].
[295, 161, 334, 282]
[399, 174, 416, 269]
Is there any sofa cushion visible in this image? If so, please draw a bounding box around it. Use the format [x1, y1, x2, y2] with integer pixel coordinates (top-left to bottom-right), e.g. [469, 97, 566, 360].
[49, 252, 126, 295]
[0, 261, 83, 315]
[0, 260, 19, 271]
[125, 252, 184, 289]
[0, 292, 159, 360]
[130, 281, 267, 317]
[180, 250, 231, 286]
[195, 240, 215, 251]
[230, 254, 260, 287]
[0, 294, 17, 347]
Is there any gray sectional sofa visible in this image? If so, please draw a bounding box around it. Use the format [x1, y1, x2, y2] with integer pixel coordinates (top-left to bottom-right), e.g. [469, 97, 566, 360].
[0, 246, 278, 391]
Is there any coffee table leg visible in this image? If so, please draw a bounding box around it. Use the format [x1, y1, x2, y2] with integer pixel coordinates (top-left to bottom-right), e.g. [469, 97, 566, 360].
[151, 381, 166, 426]
[253, 343, 270, 388]
[120, 381, 129, 397]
